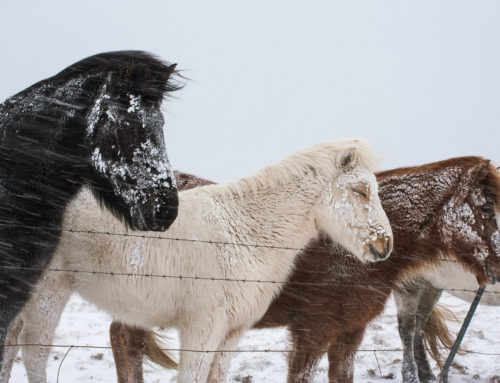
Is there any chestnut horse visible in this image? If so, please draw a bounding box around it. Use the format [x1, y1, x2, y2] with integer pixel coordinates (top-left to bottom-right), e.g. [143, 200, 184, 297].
[105, 156, 500, 383]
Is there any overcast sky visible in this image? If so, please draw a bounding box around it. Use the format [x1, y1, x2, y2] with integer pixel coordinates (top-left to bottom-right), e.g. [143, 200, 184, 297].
[1, 0, 499, 182]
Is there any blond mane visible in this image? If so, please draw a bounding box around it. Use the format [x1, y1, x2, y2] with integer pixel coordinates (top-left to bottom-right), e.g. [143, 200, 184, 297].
[189, 138, 380, 199]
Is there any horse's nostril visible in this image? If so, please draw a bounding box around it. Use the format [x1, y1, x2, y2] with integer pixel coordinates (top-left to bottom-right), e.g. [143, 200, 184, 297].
[369, 244, 382, 259]
[149, 189, 179, 231]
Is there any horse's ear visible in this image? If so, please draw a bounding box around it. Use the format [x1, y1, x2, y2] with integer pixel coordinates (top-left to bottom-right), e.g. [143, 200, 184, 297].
[339, 149, 356, 170]
[166, 63, 177, 76]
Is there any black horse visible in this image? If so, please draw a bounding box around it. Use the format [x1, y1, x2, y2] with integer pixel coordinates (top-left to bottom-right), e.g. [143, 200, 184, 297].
[0, 51, 181, 364]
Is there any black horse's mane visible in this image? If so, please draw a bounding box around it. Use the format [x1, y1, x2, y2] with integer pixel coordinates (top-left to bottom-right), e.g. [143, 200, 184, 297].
[8, 51, 182, 107]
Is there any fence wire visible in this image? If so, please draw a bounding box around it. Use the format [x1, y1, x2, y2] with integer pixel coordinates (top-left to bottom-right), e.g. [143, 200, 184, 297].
[4, 341, 500, 356]
[1, 262, 499, 295]
[3, 225, 500, 380]
[1, 226, 499, 294]
[4, 341, 500, 382]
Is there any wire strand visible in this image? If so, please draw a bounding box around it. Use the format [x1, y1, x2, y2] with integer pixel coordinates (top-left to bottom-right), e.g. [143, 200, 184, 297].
[0, 264, 498, 294]
[3, 343, 499, 356]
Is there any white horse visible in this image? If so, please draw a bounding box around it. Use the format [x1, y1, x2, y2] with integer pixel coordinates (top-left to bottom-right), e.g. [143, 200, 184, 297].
[2, 139, 393, 383]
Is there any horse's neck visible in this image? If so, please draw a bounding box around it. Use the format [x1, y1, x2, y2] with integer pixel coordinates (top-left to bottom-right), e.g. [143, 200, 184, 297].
[377, 168, 474, 280]
[0, 77, 92, 195]
[176, 179, 319, 250]
[379, 168, 463, 238]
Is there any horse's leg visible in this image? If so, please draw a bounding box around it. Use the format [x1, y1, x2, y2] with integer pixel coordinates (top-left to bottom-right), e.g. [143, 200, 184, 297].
[177, 324, 223, 383]
[394, 284, 421, 383]
[110, 322, 129, 383]
[414, 285, 443, 383]
[287, 327, 328, 383]
[207, 326, 244, 383]
[19, 270, 72, 383]
[0, 276, 33, 370]
[110, 322, 146, 383]
[0, 226, 55, 369]
[327, 328, 365, 383]
[0, 316, 23, 383]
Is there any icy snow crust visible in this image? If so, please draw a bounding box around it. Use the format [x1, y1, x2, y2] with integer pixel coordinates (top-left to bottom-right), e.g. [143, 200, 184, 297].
[87, 84, 176, 219]
[91, 138, 175, 211]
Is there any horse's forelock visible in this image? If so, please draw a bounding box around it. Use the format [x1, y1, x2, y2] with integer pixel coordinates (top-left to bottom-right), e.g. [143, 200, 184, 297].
[53, 51, 183, 106]
[109, 59, 181, 106]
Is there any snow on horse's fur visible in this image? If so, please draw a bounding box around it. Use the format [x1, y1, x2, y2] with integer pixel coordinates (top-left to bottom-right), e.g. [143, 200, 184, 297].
[2, 139, 392, 383]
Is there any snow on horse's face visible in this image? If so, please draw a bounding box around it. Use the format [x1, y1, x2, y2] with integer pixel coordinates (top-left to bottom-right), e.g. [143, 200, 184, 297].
[315, 149, 393, 262]
[87, 71, 178, 232]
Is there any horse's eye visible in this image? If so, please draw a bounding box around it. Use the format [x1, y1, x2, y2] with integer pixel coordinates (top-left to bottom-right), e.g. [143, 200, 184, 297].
[482, 207, 494, 215]
[353, 189, 367, 198]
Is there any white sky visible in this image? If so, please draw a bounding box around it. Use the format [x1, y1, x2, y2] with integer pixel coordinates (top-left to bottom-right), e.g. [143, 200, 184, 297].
[1, 0, 499, 183]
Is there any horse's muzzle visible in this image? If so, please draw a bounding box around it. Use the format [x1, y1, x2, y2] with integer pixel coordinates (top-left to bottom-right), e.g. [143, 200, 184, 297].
[366, 237, 392, 261]
[134, 188, 179, 231]
[148, 190, 179, 231]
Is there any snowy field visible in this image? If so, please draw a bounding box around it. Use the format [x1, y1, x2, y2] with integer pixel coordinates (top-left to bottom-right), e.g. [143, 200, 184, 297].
[8, 292, 500, 382]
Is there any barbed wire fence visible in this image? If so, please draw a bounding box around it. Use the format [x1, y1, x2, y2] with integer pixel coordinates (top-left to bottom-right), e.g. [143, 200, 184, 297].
[2, 227, 500, 381]
[5, 341, 500, 382]
[2, 226, 499, 294]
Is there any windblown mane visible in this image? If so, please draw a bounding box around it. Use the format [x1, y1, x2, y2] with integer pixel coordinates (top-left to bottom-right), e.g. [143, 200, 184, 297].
[5, 51, 182, 107]
[194, 138, 379, 198]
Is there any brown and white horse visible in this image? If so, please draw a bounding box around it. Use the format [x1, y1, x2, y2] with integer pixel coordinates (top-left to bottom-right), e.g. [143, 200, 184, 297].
[1, 139, 392, 383]
[394, 263, 500, 383]
[108, 156, 500, 383]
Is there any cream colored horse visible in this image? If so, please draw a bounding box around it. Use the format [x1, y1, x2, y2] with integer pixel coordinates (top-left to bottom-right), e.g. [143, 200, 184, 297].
[2, 139, 393, 383]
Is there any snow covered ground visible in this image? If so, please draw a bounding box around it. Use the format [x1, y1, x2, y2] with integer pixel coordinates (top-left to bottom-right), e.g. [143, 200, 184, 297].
[8, 292, 500, 382]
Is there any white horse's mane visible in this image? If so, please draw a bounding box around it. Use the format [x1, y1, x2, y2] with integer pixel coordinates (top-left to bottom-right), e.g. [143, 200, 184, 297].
[189, 138, 380, 199]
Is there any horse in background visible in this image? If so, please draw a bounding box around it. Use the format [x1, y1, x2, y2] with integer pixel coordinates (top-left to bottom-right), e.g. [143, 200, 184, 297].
[394, 263, 500, 383]
[110, 156, 500, 383]
[0, 51, 181, 367]
[2, 139, 393, 383]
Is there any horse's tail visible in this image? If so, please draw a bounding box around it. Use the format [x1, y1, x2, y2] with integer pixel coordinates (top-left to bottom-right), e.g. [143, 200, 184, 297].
[423, 303, 463, 367]
[144, 330, 178, 370]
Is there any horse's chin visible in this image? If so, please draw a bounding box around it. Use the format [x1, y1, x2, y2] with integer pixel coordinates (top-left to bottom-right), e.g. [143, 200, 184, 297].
[361, 252, 378, 263]
[359, 249, 389, 263]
